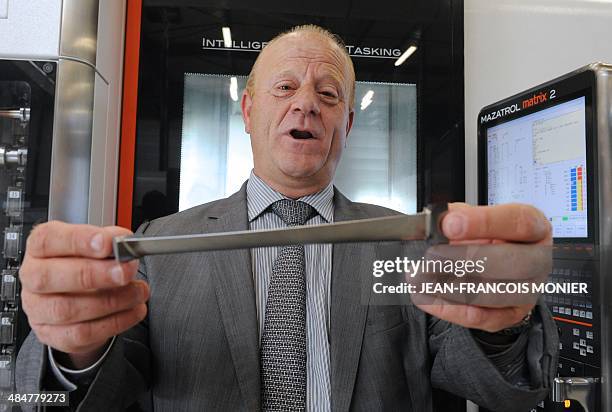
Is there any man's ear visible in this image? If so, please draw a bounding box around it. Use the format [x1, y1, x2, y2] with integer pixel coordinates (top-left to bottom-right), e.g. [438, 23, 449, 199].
[241, 89, 253, 134]
[345, 110, 355, 138]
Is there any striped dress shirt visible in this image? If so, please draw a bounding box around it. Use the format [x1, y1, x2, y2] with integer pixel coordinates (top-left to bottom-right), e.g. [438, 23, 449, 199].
[247, 171, 333, 412]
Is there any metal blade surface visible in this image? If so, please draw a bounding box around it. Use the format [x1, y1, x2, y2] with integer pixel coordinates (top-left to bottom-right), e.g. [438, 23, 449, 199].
[113, 206, 447, 262]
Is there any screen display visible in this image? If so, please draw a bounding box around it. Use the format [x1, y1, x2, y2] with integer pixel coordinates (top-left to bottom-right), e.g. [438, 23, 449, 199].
[486, 96, 588, 238]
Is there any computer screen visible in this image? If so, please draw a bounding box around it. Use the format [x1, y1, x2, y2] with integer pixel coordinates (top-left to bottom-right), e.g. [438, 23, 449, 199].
[485, 96, 588, 238]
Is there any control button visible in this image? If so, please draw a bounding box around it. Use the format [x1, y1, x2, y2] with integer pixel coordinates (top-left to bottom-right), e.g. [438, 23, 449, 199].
[580, 348, 586, 356]
[586, 311, 593, 319]
[587, 346, 593, 354]
[553, 306, 558, 313]
[586, 331, 594, 339]
[565, 308, 572, 315]
[580, 339, 586, 346]
[573, 342, 580, 350]
[573, 328, 580, 336]
[580, 310, 586, 318]
[573, 309, 580, 317]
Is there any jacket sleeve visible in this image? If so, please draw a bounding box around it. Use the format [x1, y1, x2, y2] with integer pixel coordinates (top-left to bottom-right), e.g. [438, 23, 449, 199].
[428, 301, 559, 412]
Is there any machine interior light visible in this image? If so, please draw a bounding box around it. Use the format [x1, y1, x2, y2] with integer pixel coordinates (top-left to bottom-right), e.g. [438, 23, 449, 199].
[360, 90, 374, 110]
[229, 77, 238, 101]
[394, 46, 417, 66]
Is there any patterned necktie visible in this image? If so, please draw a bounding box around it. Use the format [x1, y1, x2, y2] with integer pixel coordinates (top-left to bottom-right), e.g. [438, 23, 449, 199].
[261, 199, 315, 411]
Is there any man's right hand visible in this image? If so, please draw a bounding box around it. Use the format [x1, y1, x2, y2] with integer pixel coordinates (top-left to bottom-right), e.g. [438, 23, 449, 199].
[19, 221, 149, 369]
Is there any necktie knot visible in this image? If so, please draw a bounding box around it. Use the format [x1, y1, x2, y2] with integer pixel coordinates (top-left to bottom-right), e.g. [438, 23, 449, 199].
[271, 199, 315, 226]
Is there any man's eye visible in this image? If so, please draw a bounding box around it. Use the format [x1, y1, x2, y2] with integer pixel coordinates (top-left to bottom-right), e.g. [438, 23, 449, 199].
[320, 91, 338, 99]
[278, 85, 293, 91]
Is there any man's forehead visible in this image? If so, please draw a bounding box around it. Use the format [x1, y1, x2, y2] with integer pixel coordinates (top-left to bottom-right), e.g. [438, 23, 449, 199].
[257, 32, 350, 79]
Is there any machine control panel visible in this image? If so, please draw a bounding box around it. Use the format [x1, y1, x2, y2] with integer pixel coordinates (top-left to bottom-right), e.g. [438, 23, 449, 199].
[479, 63, 612, 411]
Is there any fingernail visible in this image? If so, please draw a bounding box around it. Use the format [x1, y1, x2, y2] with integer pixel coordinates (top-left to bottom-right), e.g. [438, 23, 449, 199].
[536, 216, 550, 237]
[443, 213, 465, 238]
[90, 233, 104, 252]
[110, 265, 125, 285]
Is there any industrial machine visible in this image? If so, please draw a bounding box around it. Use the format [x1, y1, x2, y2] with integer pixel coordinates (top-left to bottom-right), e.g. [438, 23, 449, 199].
[479, 63, 612, 412]
[0, 0, 126, 405]
[118, 0, 465, 231]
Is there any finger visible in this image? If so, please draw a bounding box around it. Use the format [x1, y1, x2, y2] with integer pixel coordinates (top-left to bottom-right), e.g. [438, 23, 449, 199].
[20, 257, 139, 293]
[448, 202, 471, 209]
[409, 282, 541, 307]
[22, 281, 149, 325]
[26, 222, 133, 259]
[413, 296, 532, 332]
[423, 243, 552, 282]
[448, 239, 496, 245]
[32, 303, 147, 354]
[443, 203, 552, 243]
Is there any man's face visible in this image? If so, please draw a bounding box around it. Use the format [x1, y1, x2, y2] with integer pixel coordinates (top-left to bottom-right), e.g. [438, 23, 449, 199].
[241, 32, 354, 194]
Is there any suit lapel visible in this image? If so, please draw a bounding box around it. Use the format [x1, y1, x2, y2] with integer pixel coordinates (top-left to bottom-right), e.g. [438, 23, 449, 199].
[203, 185, 373, 411]
[330, 190, 373, 412]
[206, 184, 261, 410]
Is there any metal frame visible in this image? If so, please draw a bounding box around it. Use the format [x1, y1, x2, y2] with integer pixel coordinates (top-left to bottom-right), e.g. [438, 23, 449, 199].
[594, 63, 612, 412]
[47, 0, 99, 224]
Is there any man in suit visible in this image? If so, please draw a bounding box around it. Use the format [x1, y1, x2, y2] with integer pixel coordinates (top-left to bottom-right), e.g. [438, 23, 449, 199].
[15, 25, 558, 411]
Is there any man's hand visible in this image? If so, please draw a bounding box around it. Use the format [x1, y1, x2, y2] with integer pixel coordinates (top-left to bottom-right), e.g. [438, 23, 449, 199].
[19, 221, 149, 368]
[414, 203, 552, 332]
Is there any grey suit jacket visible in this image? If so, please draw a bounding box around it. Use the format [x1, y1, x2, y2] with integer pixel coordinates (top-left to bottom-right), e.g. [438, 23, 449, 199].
[16, 184, 559, 411]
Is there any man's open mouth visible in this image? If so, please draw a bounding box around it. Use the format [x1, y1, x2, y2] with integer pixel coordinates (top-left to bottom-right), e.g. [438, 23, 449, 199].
[290, 129, 315, 139]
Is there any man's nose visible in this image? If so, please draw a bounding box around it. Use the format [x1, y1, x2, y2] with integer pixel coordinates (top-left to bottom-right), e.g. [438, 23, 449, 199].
[290, 87, 321, 116]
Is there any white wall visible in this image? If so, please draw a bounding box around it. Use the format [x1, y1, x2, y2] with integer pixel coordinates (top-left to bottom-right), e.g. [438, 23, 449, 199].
[465, 0, 612, 204]
[0, 0, 61, 59]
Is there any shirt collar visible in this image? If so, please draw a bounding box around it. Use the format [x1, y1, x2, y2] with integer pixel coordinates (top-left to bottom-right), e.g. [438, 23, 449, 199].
[246, 171, 334, 223]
